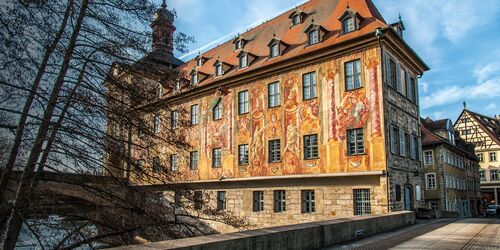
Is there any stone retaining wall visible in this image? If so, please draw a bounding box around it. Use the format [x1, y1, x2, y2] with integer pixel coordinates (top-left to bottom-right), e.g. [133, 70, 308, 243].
[111, 211, 415, 250]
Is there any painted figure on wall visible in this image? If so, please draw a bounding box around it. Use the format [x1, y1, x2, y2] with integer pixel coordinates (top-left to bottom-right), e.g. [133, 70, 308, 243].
[283, 76, 301, 175]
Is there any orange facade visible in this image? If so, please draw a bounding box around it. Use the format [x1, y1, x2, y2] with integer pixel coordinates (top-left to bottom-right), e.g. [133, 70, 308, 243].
[134, 48, 388, 182]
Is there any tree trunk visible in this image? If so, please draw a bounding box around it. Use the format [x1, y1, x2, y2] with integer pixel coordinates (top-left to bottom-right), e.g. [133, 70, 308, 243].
[0, 0, 74, 227]
[1, 1, 89, 249]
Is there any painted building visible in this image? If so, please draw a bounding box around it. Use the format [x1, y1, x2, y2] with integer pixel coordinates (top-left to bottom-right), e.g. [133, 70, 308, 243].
[454, 107, 500, 206]
[420, 118, 481, 217]
[106, 0, 429, 230]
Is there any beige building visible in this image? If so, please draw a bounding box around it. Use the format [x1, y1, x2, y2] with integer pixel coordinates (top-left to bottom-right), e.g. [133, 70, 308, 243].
[454, 108, 500, 205]
[420, 118, 481, 217]
[106, 0, 429, 230]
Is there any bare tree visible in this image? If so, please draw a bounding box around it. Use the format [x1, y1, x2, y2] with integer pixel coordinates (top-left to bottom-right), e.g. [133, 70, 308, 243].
[0, 0, 247, 249]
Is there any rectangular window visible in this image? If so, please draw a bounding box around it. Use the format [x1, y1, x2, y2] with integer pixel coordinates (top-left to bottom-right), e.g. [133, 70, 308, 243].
[217, 191, 226, 210]
[191, 74, 198, 85]
[238, 90, 249, 114]
[389, 58, 396, 88]
[171, 111, 178, 129]
[239, 55, 248, 68]
[152, 156, 161, 173]
[426, 173, 436, 189]
[213, 100, 222, 120]
[238, 144, 249, 165]
[273, 190, 286, 212]
[190, 104, 199, 125]
[347, 128, 364, 155]
[170, 154, 178, 171]
[304, 134, 319, 160]
[153, 115, 161, 134]
[269, 139, 281, 163]
[354, 189, 371, 215]
[478, 153, 484, 162]
[268, 82, 280, 108]
[395, 184, 401, 201]
[491, 170, 499, 181]
[480, 170, 485, 181]
[194, 191, 202, 210]
[390, 125, 400, 155]
[253, 191, 264, 212]
[308, 30, 319, 45]
[212, 148, 222, 168]
[302, 72, 317, 100]
[215, 64, 223, 76]
[343, 17, 354, 33]
[301, 190, 315, 213]
[190, 151, 198, 170]
[399, 130, 406, 156]
[410, 135, 416, 160]
[345, 59, 362, 90]
[270, 43, 279, 58]
[424, 151, 434, 165]
[490, 152, 497, 162]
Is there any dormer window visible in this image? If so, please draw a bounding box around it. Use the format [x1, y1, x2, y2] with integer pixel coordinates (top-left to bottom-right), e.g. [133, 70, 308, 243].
[338, 7, 364, 35]
[292, 15, 301, 25]
[270, 44, 279, 58]
[267, 37, 288, 58]
[239, 54, 248, 68]
[173, 81, 180, 91]
[197, 58, 203, 67]
[191, 73, 198, 85]
[215, 64, 223, 76]
[308, 30, 319, 45]
[304, 24, 326, 46]
[342, 17, 355, 33]
[237, 51, 256, 69]
[289, 9, 306, 26]
[233, 36, 247, 51]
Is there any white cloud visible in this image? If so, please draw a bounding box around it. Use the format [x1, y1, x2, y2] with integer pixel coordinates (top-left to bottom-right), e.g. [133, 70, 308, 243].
[419, 82, 428, 93]
[377, 0, 500, 62]
[486, 103, 497, 111]
[420, 76, 500, 109]
[474, 62, 500, 83]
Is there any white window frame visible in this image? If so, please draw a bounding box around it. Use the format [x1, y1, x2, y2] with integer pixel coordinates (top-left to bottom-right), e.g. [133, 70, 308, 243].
[425, 173, 436, 190]
[424, 150, 434, 165]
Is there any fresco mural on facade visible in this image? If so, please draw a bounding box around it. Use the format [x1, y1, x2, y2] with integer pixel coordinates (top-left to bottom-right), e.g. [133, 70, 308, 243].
[327, 65, 338, 141]
[249, 84, 266, 176]
[367, 57, 381, 137]
[283, 76, 301, 175]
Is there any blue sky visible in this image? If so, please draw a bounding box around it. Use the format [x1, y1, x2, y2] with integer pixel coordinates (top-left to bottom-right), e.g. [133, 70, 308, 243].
[168, 0, 500, 121]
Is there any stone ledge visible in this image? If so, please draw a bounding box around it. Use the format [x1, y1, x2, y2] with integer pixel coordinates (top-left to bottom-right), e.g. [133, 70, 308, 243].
[109, 211, 415, 250]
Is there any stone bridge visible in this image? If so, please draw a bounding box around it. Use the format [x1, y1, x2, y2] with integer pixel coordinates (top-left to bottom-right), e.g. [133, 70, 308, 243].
[3, 170, 129, 218]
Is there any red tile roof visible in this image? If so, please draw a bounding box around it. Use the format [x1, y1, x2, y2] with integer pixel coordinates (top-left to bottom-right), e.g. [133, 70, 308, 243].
[421, 121, 446, 146]
[178, 0, 387, 85]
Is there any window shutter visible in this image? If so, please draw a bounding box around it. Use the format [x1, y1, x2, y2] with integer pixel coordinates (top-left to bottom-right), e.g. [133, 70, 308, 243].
[396, 63, 402, 92]
[274, 192, 278, 212]
[405, 71, 411, 99]
[389, 126, 394, 154]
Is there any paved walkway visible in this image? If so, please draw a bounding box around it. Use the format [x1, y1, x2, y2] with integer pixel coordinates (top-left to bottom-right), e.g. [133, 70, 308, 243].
[326, 218, 500, 250]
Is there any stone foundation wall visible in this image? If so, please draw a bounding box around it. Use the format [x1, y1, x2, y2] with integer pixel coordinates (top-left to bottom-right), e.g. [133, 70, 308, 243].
[163, 174, 389, 233]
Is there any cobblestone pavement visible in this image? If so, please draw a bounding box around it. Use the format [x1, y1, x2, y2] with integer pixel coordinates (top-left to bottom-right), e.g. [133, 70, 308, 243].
[325, 218, 500, 250]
